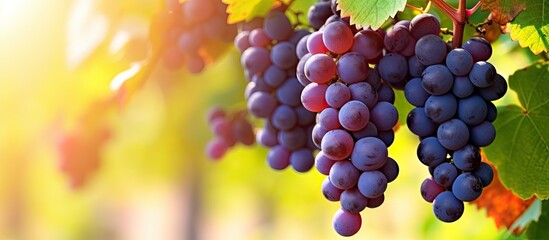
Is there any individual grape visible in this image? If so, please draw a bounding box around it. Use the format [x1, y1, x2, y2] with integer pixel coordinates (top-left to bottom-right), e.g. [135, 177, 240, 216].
[452, 76, 475, 98]
[408, 56, 427, 78]
[352, 30, 384, 61]
[357, 171, 388, 198]
[321, 129, 354, 160]
[377, 83, 396, 103]
[271, 41, 298, 69]
[304, 54, 336, 83]
[296, 35, 310, 59]
[249, 28, 272, 47]
[352, 122, 378, 139]
[407, 108, 437, 137]
[256, 128, 278, 147]
[318, 108, 341, 130]
[267, 145, 291, 170]
[322, 177, 344, 201]
[437, 119, 470, 151]
[415, 34, 447, 66]
[289, 29, 311, 45]
[378, 53, 408, 83]
[307, 31, 329, 54]
[485, 101, 498, 122]
[351, 137, 388, 171]
[322, 21, 354, 54]
[290, 148, 315, 172]
[370, 102, 399, 131]
[340, 188, 368, 213]
[312, 124, 328, 149]
[251, 75, 273, 93]
[380, 157, 399, 183]
[404, 78, 430, 107]
[446, 48, 474, 76]
[473, 162, 494, 187]
[453, 144, 481, 171]
[233, 118, 255, 145]
[417, 137, 448, 167]
[271, 105, 297, 131]
[433, 191, 464, 222]
[424, 94, 457, 123]
[241, 47, 271, 77]
[264, 65, 287, 88]
[452, 172, 483, 201]
[183, 0, 214, 23]
[301, 83, 329, 112]
[263, 11, 293, 41]
[384, 25, 411, 52]
[337, 52, 369, 84]
[366, 194, 385, 208]
[469, 121, 496, 147]
[463, 37, 492, 62]
[234, 31, 251, 52]
[276, 77, 304, 107]
[295, 106, 316, 126]
[329, 161, 361, 190]
[457, 95, 487, 126]
[433, 162, 458, 188]
[421, 178, 444, 203]
[421, 64, 454, 95]
[247, 91, 277, 118]
[205, 137, 229, 160]
[469, 61, 496, 87]
[377, 130, 395, 147]
[338, 100, 370, 131]
[477, 74, 508, 101]
[349, 82, 378, 109]
[332, 209, 362, 237]
[207, 107, 226, 123]
[365, 68, 382, 90]
[316, 151, 336, 175]
[410, 14, 441, 39]
[278, 127, 306, 150]
[325, 82, 351, 109]
[211, 118, 234, 141]
[308, 1, 333, 30]
[400, 36, 416, 57]
[297, 53, 313, 86]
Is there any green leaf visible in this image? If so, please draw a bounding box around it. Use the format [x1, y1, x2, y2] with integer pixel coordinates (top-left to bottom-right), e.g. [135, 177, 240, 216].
[484, 62, 549, 199]
[509, 0, 549, 54]
[526, 200, 549, 239]
[480, 0, 526, 25]
[338, 0, 406, 29]
[223, 0, 276, 24]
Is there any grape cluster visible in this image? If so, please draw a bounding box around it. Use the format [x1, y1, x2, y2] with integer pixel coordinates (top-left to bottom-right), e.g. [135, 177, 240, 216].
[381, 14, 506, 222]
[299, 12, 400, 236]
[235, 10, 318, 172]
[205, 107, 255, 160]
[161, 0, 236, 73]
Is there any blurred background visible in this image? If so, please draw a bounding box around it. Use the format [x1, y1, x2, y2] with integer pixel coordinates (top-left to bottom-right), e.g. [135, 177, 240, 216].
[0, 0, 538, 239]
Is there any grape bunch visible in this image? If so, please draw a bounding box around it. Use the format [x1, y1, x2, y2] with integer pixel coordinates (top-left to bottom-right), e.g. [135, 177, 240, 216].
[383, 14, 506, 222]
[235, 10, 318, 172]
[160, 0, 236, 73]
[299, 16, 400, 236]
[205, 107, 255, 160]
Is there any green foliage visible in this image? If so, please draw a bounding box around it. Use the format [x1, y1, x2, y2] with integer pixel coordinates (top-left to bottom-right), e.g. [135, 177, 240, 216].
[526, 200, 549, 239]
[223, 0, 276, 24]
[480, 0, 526, 24]
[484, 62, 549, 200]
[338, 0, 406, 29]
[508, 0, 549, 54]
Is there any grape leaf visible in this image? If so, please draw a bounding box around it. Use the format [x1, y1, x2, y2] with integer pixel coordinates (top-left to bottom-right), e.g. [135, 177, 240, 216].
[508, 0, 549, 54]
[483, 62, 549, 199]
[472, 155, 536, 233]
[338, 0, 406, 29]
[222, 0, 276, 24]
[480, 0, 525, 25]
[526, 200, 549, 239]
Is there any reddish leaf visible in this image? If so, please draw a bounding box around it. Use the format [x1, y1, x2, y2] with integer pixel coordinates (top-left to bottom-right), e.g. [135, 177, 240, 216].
[472, 153, 535, 234]
[480, 0, 526, 25]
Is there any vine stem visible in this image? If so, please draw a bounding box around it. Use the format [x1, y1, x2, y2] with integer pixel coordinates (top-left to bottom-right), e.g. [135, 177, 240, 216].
[431, 0, 468, 48]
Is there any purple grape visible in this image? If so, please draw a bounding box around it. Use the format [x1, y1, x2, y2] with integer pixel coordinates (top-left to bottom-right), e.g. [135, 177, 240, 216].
[407, 107, 437, 137]
[433, 162, 458, 188]
[316, 151, 336, 175]
[378, 53, 408, 83]
[437, 119, 470, 151]
[410, 14, 441, 39]
[322, 177, 343, 201]
[366, 194, 385, 208]
[424, 94, 457, 124]
[463, 37, 492, 62]
[421, 178, 444, 203]
[357, 171, 387, 198]
[369, 102, 398, 131]
[312, 124, 328, 149]
[337, 52, 369, 84]
[351, 137, 388, 171]
[469, 61, 496, 88]
[263, 11, 293, 41]
[477, 74, 508, 101]
[307, 31, 329, 54]
[384, 25, 411, 52]
[290, 148, 315, 172]
[308, 2, 333, 30]
[267, 145, 291, 170]
[349, 82, 378, 109]
[469, 121, 496, 147]
[457, 95, 487, 126]
[332, 209, 361, 237]
[271, 105, 297, 131]
[433, 191, 464, 222]
[352, 122, 378, 139]
[338, 100, 370, 131]
[446, 48, 474, 76]
[404, 78, 430, 107]
[301, 83, 329, 112]
[377, 130, 395, 147]
[271, 41, 297, 69]
[294, 106, 316, 126]
[417, 137, 448, 167]
[352, 30, 383, 61]
[241, 47, 271, 76]
[473, 162, 494, 187]
[304, 54, 336, 84]
[318, 108, 341, 130]
[278, 127, 306, 150]
[325, 82, 351, 109]
[329, 160, 360, 190]
[380, 157, 399, 183]
[256, 128, 278, 147]
[323, 21, 354, 54]
[264, 65, 287, 88]
[415, 34, 447, 66]
[321, 129, 354, 160]
[340, 188, 368, 213]
[247, 91, 277, 118]
[421, 64, 454, 95]
[452, 76, 475, 98]
[453, 144, 481, 171]
[452, 172, 483, 201]
[276, 77, 304, 107]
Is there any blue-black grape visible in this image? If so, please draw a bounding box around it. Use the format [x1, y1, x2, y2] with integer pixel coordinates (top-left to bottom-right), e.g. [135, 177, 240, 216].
[437, 119, 469, 151]
[433, 191, 464, 222]
[404, 78, 430, 107]
[421, 64, 454, 95]
[357, 171, 387, 198]
[452, 172, 483, 201]
[433, 162, 458, 188]
[417, 137, 448, 167]
[407, 108, 437, 137]
[424, 94, 457, 124]
[415, 34, 447, 66]
[453, 144, 481, 171]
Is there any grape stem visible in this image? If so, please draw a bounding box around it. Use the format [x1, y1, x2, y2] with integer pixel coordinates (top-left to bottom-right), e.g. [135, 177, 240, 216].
[430, 0, 467, 48]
